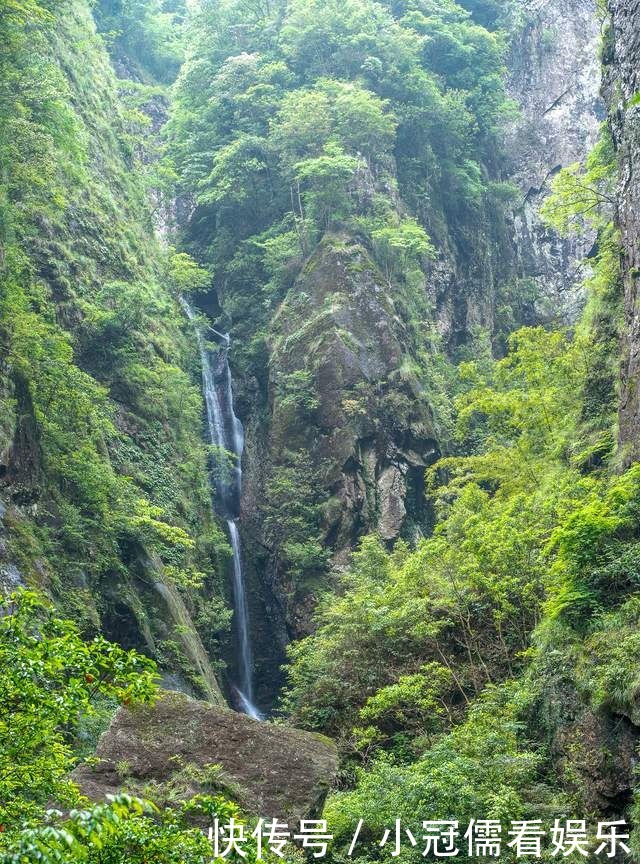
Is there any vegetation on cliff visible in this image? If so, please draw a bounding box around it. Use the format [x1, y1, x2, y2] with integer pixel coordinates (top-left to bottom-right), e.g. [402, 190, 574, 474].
[281, 110, 634, 857]
[0, 0, 231, 697]
[2, 0, 640, 861]
[166, 0, 526, 647]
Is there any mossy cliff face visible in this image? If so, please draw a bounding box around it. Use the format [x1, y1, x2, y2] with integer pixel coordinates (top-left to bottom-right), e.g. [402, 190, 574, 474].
[270, 236, 438, 546]
[605, 0, 640, 463]
[236, 229, 442, 701]
[233, 1, 604, 663]
[0, 0, 228, 701]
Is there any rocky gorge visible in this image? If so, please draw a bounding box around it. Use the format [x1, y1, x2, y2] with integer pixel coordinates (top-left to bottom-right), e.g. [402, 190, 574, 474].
[3, 0, 640, 857]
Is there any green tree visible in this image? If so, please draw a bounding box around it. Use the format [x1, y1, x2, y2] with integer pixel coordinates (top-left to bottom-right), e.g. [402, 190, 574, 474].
[167, 251, 211, 294]
[294, 143, 361, 229]
[0, 591, 156, 828]
[540, 126, 616, 236]
[94, 0, 185, 83]
[0, 793, 256, 863]
[371, 218, 435, 281]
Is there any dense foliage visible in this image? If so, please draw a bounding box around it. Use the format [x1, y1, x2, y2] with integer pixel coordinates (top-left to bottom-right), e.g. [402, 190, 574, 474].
[167, 0, 517, 348]
[94, 0, 186, 82]
[0, 0, 230, 692]
[3, 0, 640, 861]
[0, 591, 261, 864]
[0, 591, 156, 828]
[280, 117, 636, 857]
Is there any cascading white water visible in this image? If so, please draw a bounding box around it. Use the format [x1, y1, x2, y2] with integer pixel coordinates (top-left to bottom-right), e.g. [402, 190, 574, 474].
[182, 299, 262, 720]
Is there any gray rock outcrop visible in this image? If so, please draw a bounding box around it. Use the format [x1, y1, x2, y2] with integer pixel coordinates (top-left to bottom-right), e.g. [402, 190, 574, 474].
[506, 0, 603, 322]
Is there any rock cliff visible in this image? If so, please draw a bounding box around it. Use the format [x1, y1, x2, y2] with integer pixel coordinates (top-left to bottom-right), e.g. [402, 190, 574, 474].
[606, 0, 640, 462]
[506, 0, 602, 323]
[234, 0, 604, 697]
[0, 0, 228, 703]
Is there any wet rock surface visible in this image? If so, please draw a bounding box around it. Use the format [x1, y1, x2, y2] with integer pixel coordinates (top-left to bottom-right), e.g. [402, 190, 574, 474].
[267, 234, 439, 554]
[556, 709, 639, 813]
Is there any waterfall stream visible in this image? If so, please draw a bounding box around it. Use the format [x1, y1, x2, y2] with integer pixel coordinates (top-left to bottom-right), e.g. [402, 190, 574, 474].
[182, 299, 262, 720]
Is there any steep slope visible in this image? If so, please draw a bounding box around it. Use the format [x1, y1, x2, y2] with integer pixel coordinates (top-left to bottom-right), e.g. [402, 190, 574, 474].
[167, 0, 603, 704]
[606, 0, 640, 463]
[506, 0, 602, 322]
[278, 2, 640, 850]
[0, 0, 228, 701]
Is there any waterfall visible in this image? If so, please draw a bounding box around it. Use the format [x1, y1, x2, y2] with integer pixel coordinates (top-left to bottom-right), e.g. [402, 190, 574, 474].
[182, 299, 262, 720]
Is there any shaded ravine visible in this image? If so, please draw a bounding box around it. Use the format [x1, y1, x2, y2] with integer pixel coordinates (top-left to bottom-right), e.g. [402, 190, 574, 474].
[182, 299, 262, 720]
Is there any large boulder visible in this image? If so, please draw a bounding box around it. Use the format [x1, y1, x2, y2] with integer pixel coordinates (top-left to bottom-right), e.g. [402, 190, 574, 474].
[73, 692, 338, 821]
